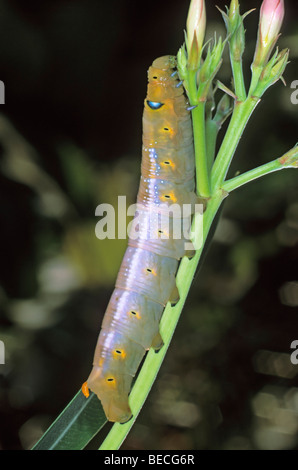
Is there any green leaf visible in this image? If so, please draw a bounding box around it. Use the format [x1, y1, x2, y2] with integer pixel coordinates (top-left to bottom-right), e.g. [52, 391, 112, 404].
[32, 390, 107, 450]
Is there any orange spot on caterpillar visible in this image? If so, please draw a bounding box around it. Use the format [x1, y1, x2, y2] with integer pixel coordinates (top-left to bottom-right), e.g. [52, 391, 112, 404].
[157, 228, 169, 238]
[106, 376, 116, 388]
[145, 267, 157, 276]
[160, 192, 177, 203]
[113, 348, 126, 359]
[162, 126, 175, 137]
[82, 381, 90, 398]
[161, 159, 176, 169]
[128, 310, 141, 319]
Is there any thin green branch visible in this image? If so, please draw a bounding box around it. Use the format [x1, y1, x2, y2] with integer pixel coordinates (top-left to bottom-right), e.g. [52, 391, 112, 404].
[211, 96, 259, 190]
[222, 147, 298, 192]
[248, 64, 263, 97]
[192, 102, 211, 197]
[188, 69, 211, 197]
[222, 159, 283, 192]
[231, 58, 246, 101]
[205, 118, 218, 174]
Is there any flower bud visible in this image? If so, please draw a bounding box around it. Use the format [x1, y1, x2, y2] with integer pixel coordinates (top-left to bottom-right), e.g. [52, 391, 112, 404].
[266, 48, 288, 83]
[199, 38, 224, 84]
[219, 0, 250, 63]
[230, 16, 245, 62]
[177, 44, 188, 81]
[254, 47, 289, 96]
[188, 32, 200, 71]
[186, 0, 206, 57]
[253, 0, 285, 66]
[229, 0, 240, 30]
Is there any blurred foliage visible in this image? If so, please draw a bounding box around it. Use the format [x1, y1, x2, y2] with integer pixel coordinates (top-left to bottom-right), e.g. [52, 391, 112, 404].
[0, 0, 297, 450]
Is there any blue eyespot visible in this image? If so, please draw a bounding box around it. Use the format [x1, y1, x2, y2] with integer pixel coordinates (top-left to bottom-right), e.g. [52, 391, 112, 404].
[146, 100, 164, 110]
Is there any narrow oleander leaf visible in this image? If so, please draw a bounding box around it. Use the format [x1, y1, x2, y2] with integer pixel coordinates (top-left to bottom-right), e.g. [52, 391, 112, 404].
[32, 390, 107, 450]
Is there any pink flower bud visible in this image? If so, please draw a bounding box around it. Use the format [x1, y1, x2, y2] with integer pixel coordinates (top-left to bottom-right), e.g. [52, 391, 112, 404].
[254, 0, 285, 66]
[260, 0, 284, 44]
[186, 0, 206, 55]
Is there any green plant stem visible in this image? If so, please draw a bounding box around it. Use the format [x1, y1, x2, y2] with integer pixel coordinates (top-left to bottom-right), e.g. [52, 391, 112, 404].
[211, 96, 259, 190]
[222, 158, 285, 192]
[205, 118, 218, 174]
[248, 64, 263, 97]
[192, 101, 211, 197]
[231, 58, 246, 102]
[99, 191, 225, 450]
[188, 70, 211, 197]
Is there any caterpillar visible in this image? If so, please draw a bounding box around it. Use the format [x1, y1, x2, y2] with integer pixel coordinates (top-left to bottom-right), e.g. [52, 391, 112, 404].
[82, 55, 197, 423]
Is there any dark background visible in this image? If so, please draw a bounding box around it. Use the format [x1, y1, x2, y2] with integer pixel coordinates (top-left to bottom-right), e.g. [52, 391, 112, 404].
[0, 0, 297, 450]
